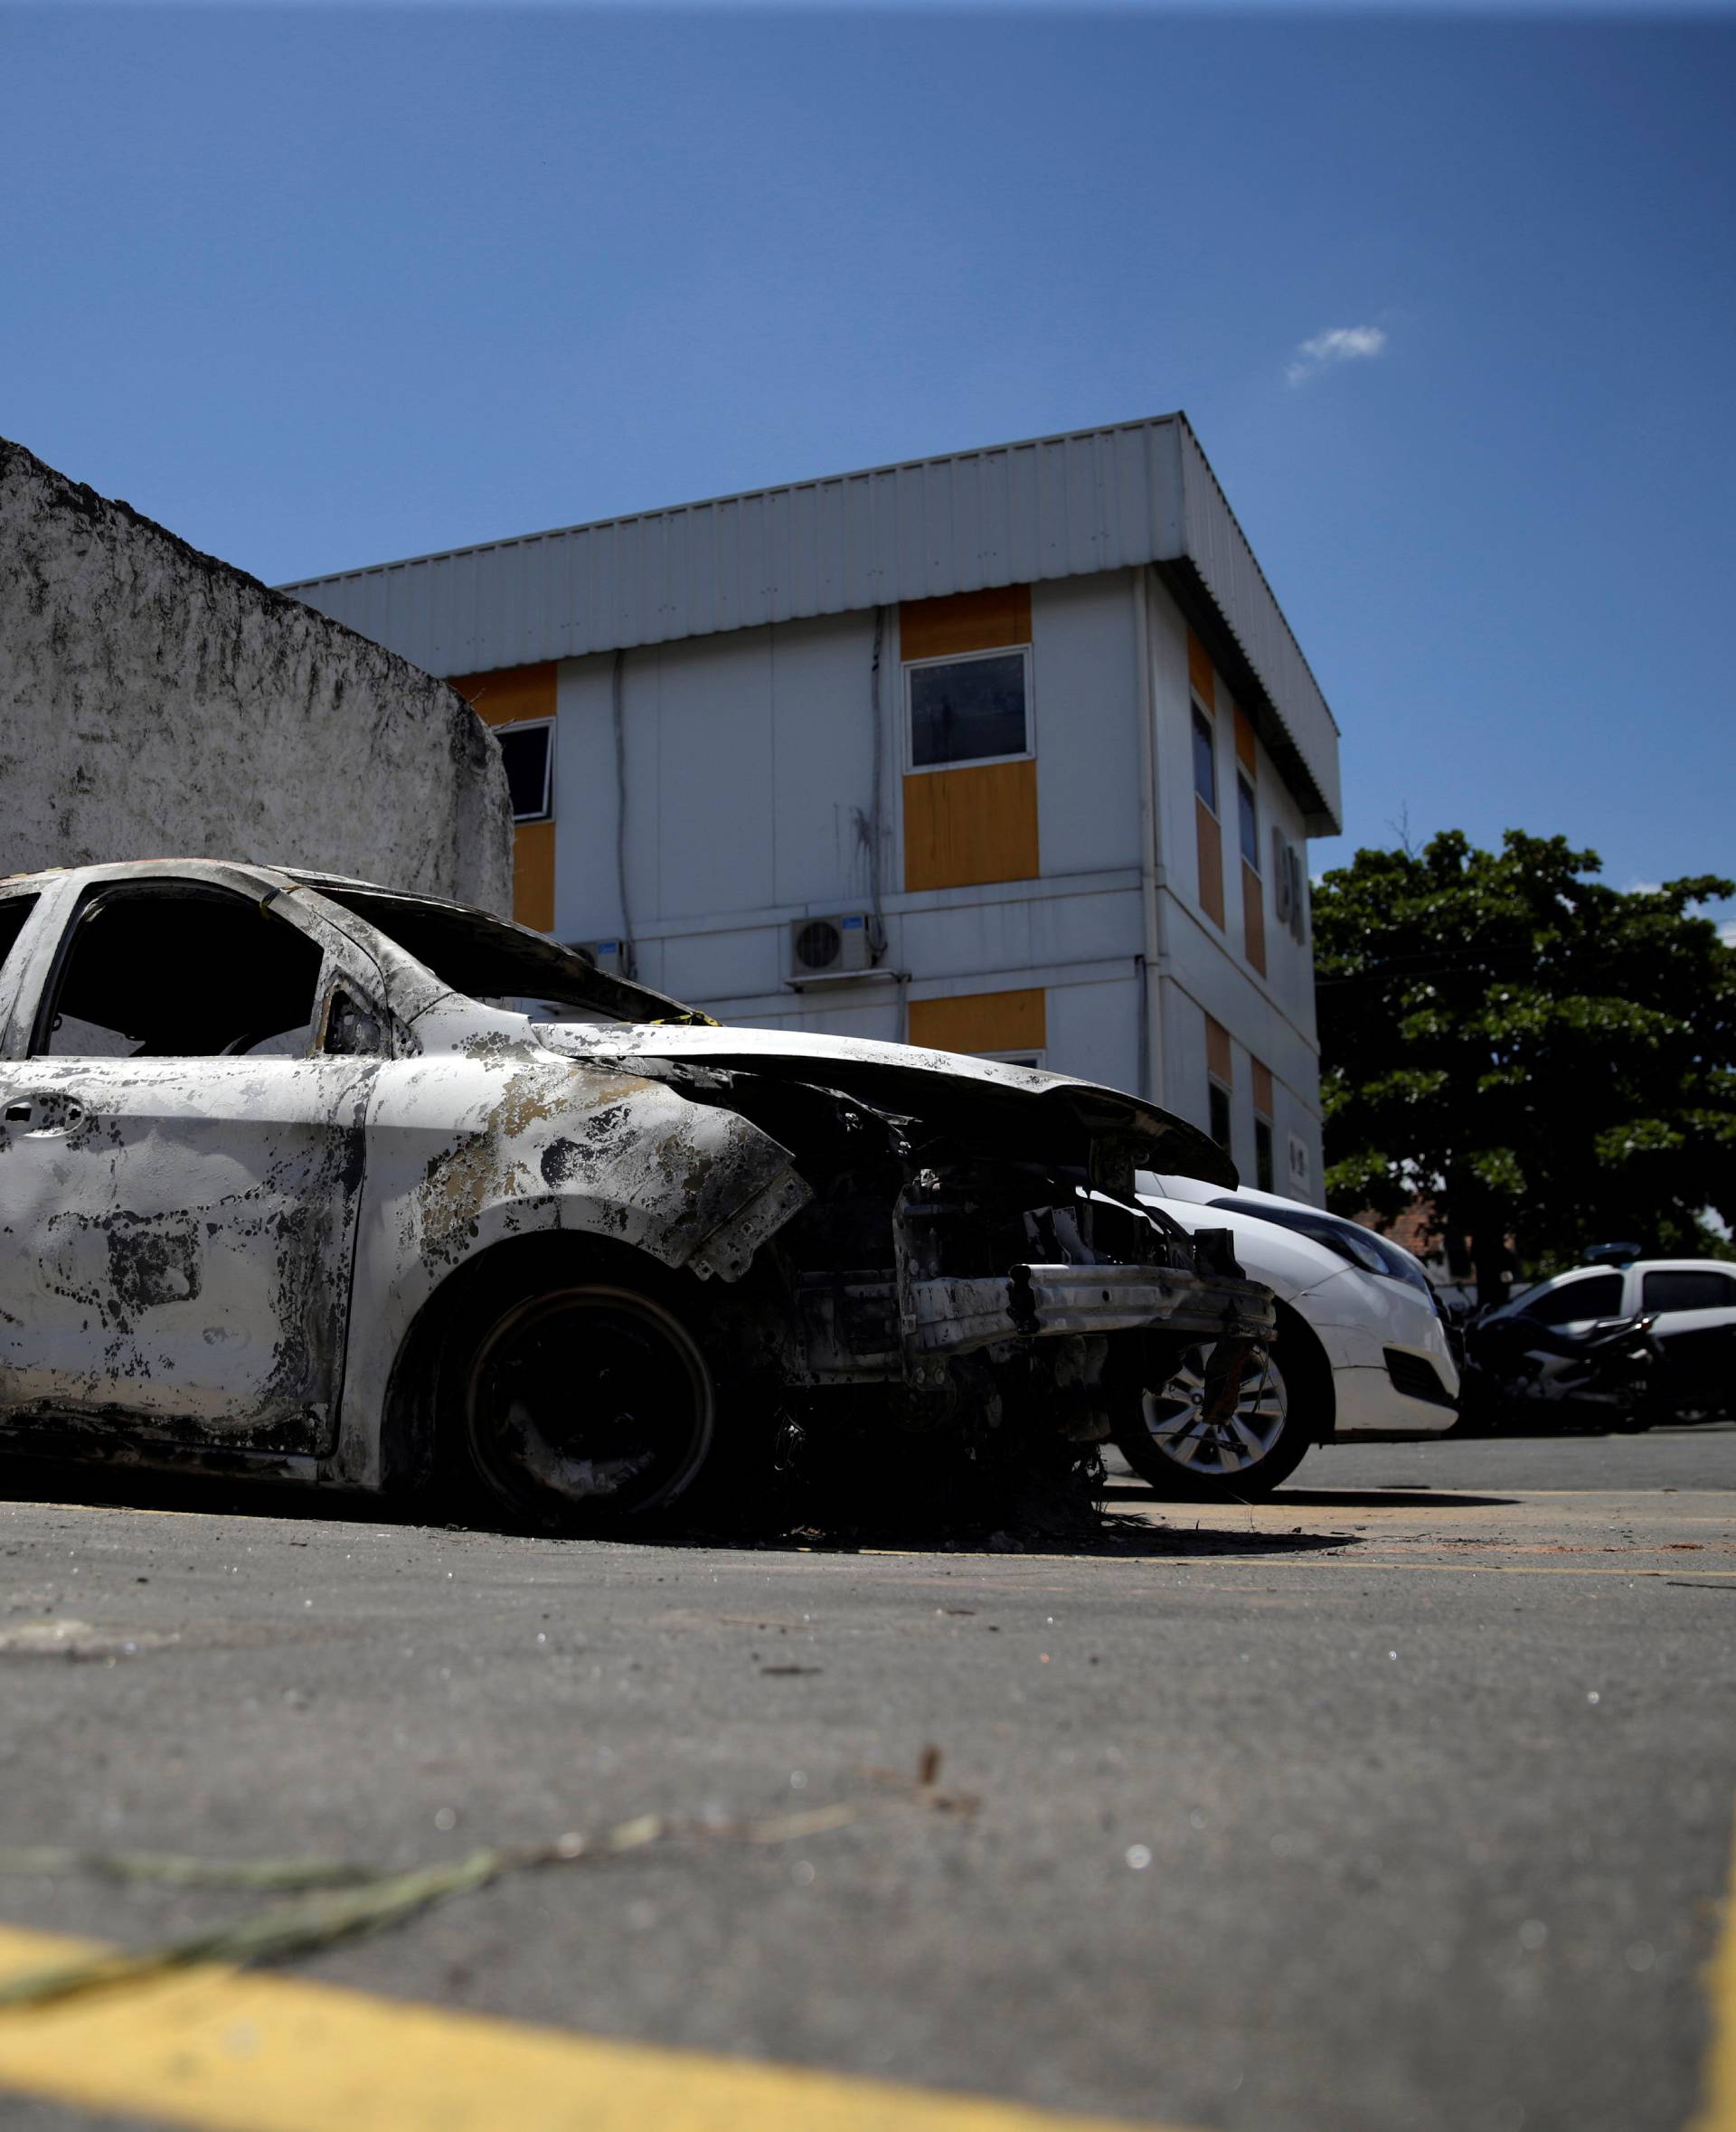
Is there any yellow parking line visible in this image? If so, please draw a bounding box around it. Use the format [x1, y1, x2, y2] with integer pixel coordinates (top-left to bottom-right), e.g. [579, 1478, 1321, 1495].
[1694, 1801, 1736, 2131]
[0, 1922, 1171, 2132]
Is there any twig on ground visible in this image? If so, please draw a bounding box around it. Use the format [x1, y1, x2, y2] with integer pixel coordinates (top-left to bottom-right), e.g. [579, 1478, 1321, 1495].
[0, 1750, 968, 2013]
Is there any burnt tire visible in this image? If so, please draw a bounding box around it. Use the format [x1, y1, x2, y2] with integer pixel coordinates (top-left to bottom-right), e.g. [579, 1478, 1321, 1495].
[1115, 1303, 1326, 1502]
[458, 1273, 719, 1534]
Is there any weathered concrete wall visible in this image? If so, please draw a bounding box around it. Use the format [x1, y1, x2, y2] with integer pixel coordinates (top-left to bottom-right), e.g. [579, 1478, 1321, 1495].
[0, 439, 513, 914]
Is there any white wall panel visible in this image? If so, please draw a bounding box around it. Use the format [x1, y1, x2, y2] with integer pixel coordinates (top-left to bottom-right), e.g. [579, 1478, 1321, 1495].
[1047, 976, 1141, 1094]
[1025, 886, 1143, 970]
[1032, 574, 1141, 881]
[660, 925, 783, 1005]
[551, 656, 621, 944]
[652, 632, 776, 920]
[897, 896, 1038, 985]
[768, 615, 882, 913]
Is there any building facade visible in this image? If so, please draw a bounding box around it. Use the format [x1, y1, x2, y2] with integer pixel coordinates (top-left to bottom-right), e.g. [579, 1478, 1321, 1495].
[283, 415, 1341, 1200]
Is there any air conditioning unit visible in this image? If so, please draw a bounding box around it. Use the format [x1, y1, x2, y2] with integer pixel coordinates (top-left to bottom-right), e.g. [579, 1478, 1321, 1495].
[788, 911, 873, 981]
[570, 938, 631, 979]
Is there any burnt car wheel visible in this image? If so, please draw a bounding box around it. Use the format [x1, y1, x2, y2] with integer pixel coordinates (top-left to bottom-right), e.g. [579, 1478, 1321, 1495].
[1117, 1330, 1315, 1500]
[462, 1283, 716, 1531]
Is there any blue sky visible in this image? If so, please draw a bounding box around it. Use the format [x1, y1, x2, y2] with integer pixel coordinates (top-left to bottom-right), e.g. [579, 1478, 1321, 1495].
[4, 3, 1732, 918]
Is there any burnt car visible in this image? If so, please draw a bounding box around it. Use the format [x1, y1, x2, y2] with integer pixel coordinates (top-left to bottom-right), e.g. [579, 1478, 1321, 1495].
[0, 862, 1272, 1530]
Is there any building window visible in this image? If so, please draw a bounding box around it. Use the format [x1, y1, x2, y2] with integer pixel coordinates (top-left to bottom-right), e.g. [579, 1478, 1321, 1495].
[906, 650, 1032, 770]
[1251, 1056, 1275, 1191]
[497, 720, 554, 823]
[1192, 705, 1217, 814]
[1237, 775, 1259, 871]
[1205, 1010, 1233, 1154]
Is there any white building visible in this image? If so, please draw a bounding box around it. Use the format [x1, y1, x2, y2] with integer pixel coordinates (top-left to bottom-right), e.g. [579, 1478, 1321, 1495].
[283, 415, 1342, 1201]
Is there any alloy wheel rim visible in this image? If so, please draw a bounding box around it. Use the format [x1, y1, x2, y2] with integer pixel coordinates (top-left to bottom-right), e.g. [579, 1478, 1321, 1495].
[1139, 1344, 1288, 1476]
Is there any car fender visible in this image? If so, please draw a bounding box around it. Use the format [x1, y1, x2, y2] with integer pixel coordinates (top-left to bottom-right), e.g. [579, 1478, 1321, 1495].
[327, 1046, 811, 1488]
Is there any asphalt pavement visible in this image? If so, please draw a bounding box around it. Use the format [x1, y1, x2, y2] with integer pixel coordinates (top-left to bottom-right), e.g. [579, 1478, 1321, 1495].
[0, 1423, 1731, 2132]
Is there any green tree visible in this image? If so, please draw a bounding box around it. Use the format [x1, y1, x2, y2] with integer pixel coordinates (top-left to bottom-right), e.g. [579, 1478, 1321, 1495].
[1312, 831, 1736, 1302]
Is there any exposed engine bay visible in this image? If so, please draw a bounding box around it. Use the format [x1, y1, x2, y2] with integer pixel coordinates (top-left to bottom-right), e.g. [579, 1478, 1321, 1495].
[567, 1040, 1277, 1490]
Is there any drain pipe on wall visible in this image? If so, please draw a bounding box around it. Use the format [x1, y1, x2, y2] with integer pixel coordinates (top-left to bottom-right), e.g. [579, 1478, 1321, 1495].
[611, 647, 636, 977]
[865, 605, 891, 964]
[1132, 569, 1168, 1111]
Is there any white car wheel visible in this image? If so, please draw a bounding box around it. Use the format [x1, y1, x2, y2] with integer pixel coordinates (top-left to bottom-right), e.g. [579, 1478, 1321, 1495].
[1117, 1328, 1316, 1499]
[1142, 1344, 1288, 1475]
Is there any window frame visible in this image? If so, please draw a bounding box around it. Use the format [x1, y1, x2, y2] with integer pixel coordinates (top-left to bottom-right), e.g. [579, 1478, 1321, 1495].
[1253, 1115, 1275, 1194]
[1237, 773, 1260, 873]
[1522, 1270, 1628, 1325]
[1191, 701, 1219, 817]
[497, 716, 557, 825]
[28, 880, 344, 1064]
[903, 646, 1035, 776]
[1640, 1268, 1736, 1314]
[1207, 1076, 1232, 1155]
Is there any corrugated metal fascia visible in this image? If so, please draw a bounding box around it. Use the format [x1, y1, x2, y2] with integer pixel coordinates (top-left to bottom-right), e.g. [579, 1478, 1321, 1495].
[279, 413, 1181, 592]
[277, 415, 1190, 665]
[1175, 420, 1343, 834]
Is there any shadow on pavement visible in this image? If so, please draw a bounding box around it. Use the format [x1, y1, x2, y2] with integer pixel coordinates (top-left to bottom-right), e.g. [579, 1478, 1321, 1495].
[738, 1522, 1360, 1561]
[1100, 1482, 1518, 1512]
[0, 1457, 1359, 1560]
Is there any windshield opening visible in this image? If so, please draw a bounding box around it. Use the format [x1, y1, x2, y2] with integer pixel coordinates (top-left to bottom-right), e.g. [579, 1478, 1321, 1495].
[311, 889, 703, 1026]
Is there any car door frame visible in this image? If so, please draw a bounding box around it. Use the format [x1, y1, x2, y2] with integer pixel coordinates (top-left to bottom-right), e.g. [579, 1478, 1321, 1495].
[0, 863, 402, 1463]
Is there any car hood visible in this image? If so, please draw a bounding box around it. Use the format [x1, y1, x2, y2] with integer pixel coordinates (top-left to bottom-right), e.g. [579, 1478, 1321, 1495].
[536, 1021, 1239, 1186]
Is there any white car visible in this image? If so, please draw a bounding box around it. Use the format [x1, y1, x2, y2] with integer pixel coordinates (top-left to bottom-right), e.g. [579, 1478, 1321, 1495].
[0, 860, 1274, 1531]
[1477, 1258, 1736, 1422]
[1120, 1174, 1460, 1497]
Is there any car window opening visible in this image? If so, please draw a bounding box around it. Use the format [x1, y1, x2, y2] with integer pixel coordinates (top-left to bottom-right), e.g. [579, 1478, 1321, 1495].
[0, 896, 39, 973]
[1515, 1272, 1626, 1325]
[35, 890, 324, 1060]
[311, 886, 697, 1025]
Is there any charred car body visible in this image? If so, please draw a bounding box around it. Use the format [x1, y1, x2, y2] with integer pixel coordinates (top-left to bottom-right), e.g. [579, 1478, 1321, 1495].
[0, 863, 1272, 1529]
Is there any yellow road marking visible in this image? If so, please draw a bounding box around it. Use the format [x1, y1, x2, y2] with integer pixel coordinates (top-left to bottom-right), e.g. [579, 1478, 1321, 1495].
[0, 1923, 1173, 2132]
[1694, 1801, 1736, 2131]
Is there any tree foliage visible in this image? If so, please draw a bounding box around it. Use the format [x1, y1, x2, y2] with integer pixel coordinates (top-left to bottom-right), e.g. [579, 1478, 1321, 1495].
[1312, 830, 1736, 1294]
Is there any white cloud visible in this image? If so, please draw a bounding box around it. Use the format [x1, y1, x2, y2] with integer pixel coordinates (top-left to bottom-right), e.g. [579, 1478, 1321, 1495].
[1287, 325, 1388, 386]
[1720, 918, 1736, 949]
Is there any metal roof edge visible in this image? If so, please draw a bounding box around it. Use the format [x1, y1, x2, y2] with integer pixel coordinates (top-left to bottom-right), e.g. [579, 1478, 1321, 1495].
[1174, 415, 1342, 744]
[275, 412, 1187, 592]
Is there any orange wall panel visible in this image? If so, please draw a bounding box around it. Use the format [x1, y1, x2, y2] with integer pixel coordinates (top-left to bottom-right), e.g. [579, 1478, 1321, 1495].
[1205, 1012, 1233, 1087]
[909, 987, 1046, 1057]
[1194, 796, 1225, 929]
[451, 663, 558, 728]
[1233, 702, 1258, 773]
[900, 586, 1032, 664]
[1241, 860, 1268, 976]
[1251, 1058, 1275, 1118]
[1186, 628, 1215, 712]
[513, 819, 556, 933]
[903, 757, 1039, 892]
